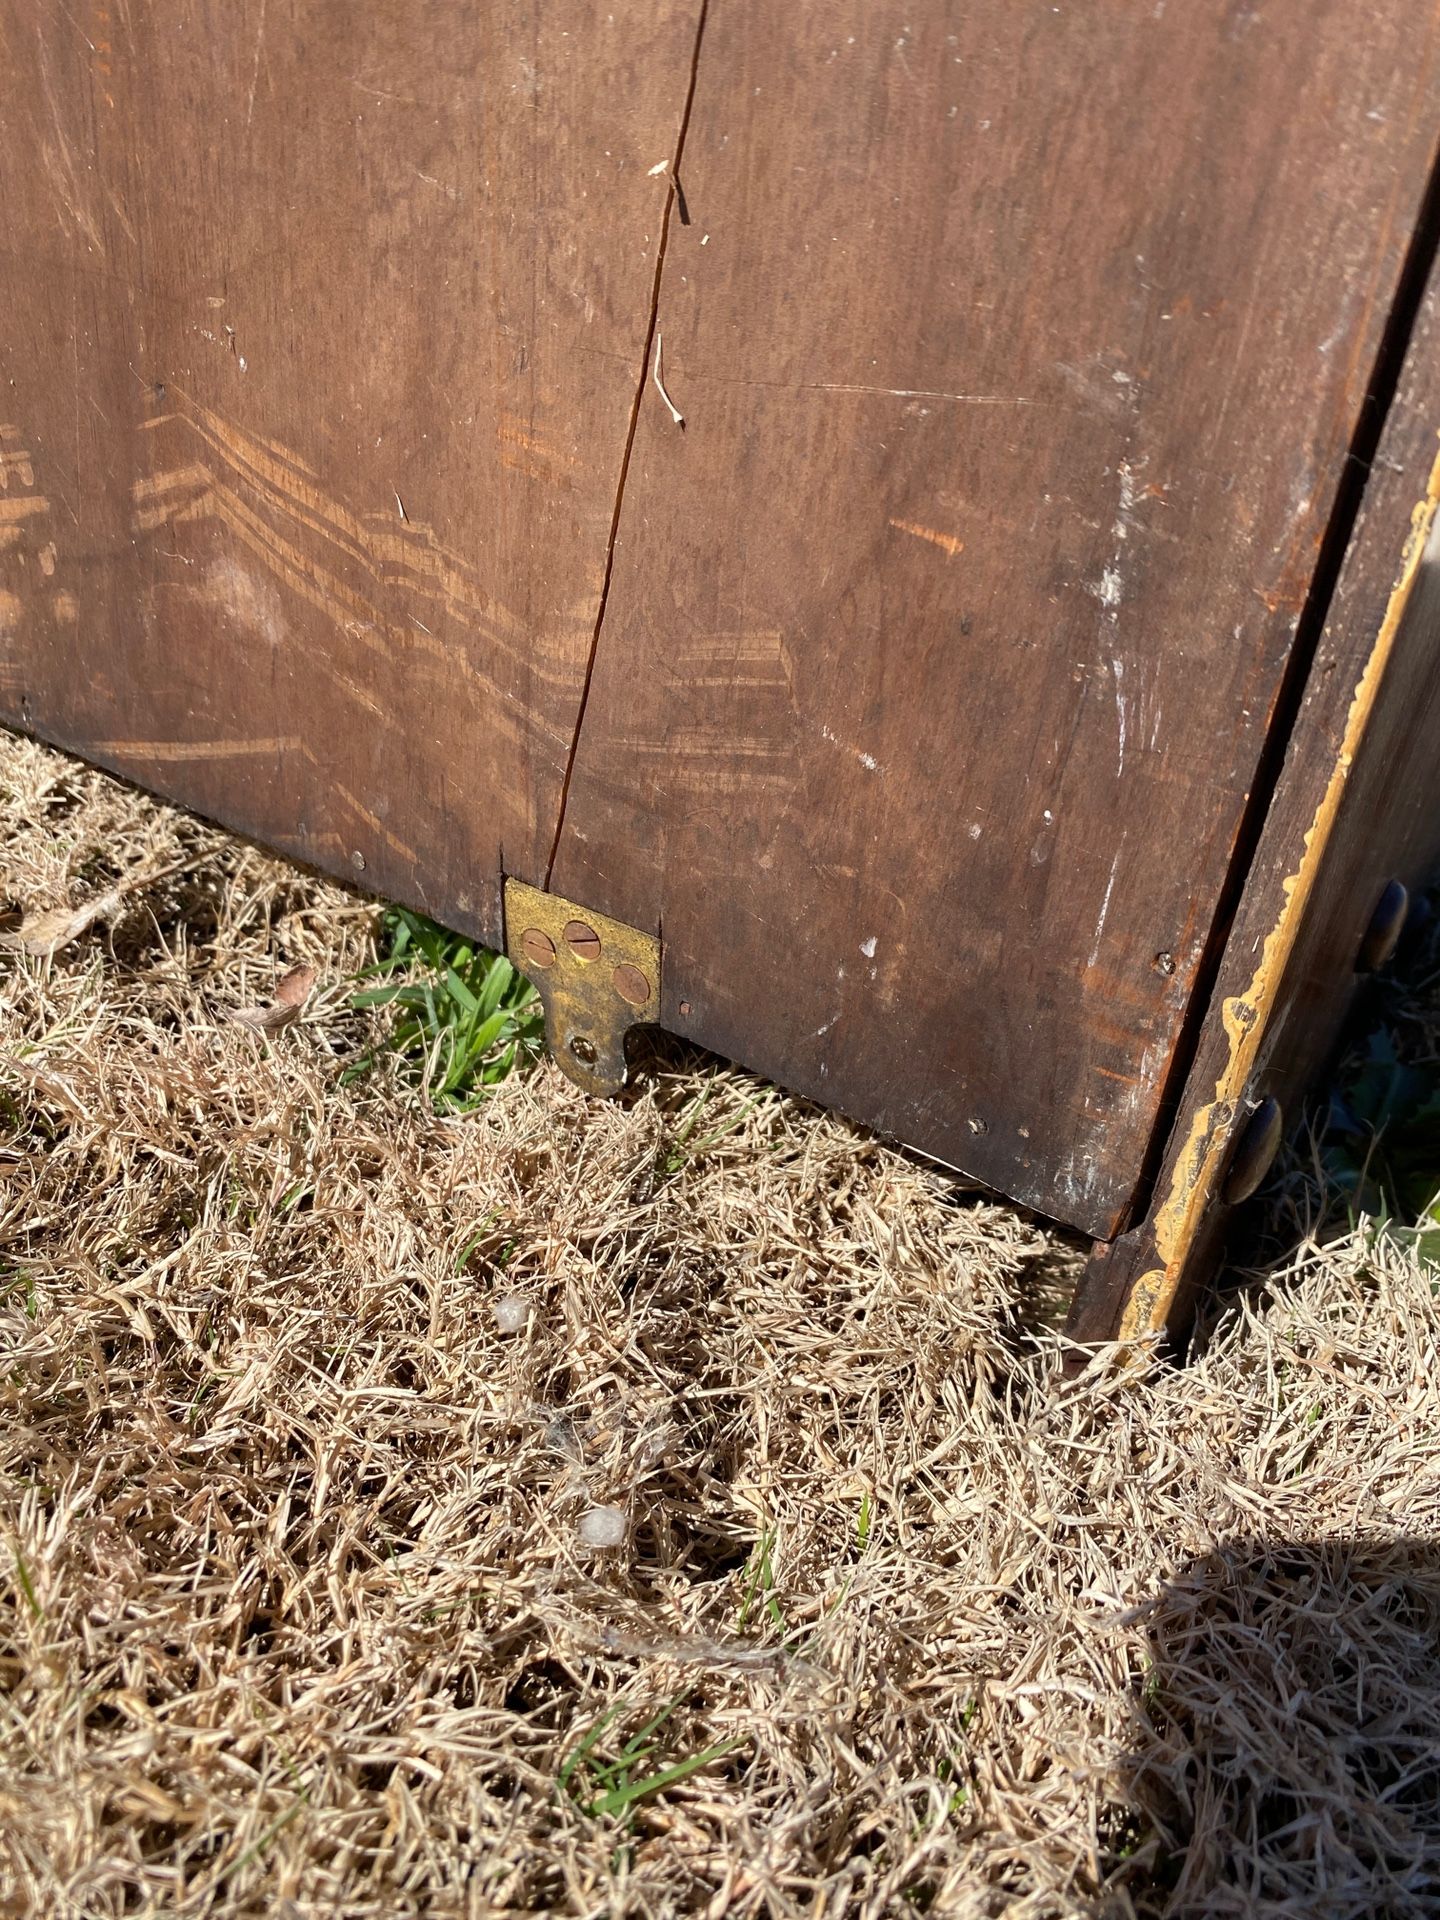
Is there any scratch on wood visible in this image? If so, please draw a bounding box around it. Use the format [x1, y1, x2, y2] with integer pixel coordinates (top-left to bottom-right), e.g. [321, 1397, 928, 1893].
[0, 496, 49, 524]
[87, 732, 420, 865]
[330, 778, 419, 864]
[888, 517, 964, 558]
[245, 0, 268, 131]
[1, 433, 38, 490]
[824, 377, 1040, 407]
[131, 396, 576, 748]
[1087, 852, 1122, 968]
[497, 418, 577, 490]
[140, 398, 520, 638]
[35, 38, 105, 251]
[90, 735, 305, 761]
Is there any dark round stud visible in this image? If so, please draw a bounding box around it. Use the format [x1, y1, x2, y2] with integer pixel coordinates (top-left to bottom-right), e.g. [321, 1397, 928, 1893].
[1221, 1095, 1284, 1206]
[1355, 878, 1409, 974]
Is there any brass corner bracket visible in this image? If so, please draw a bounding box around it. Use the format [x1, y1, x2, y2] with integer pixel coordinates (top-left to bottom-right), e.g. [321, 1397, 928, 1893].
[504, 879, 661, 1096]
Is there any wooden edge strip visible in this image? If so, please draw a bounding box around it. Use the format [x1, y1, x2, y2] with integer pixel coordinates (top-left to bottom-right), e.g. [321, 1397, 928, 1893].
[1116, 438, 1440, 1342]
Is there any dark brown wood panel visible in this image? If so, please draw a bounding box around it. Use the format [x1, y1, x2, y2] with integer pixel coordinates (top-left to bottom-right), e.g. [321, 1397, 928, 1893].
[0, 0, 701, 945]
[1070, 253, 1440, 1346]
[550, 0, 1440, 1236]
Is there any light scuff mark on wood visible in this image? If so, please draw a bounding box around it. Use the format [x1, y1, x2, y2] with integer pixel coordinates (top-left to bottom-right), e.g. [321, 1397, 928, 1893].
[888, 517, 964, 557]
[90, 734, 304, 763]
[0, 426, 37, 490]
[0, 497, 50, 552]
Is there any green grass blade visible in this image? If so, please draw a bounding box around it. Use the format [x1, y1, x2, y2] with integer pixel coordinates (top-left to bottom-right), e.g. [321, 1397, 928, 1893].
[442, 967, 480, 1017]
[558, 1702, 627, 1794]
[586, 1740, 744, 1818]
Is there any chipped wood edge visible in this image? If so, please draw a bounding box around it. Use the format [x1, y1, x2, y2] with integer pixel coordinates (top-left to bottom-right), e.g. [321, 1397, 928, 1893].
[1118, 437, 1440, 1342]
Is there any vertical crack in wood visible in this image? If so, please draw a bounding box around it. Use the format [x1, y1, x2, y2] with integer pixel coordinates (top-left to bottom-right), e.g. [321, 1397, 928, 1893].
[543, 0, 712, 890]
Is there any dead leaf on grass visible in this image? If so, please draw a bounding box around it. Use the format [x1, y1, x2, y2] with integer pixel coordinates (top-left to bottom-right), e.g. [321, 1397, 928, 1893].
[2, 888, 128, 958]
[229, 963, 318, 1031]
[0, 857, 197, 958]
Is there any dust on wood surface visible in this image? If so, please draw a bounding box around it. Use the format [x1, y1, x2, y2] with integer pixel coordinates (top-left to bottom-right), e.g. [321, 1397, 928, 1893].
[3, 733, 1439, 1918]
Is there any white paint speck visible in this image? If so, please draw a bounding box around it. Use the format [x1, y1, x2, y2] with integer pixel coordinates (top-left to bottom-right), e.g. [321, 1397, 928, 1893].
[860, 935, 877, 958]
[821, 724, 886, 776]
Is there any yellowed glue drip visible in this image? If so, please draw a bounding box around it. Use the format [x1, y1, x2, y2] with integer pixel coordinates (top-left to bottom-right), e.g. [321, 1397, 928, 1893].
[1120, 440, 1440, 1342]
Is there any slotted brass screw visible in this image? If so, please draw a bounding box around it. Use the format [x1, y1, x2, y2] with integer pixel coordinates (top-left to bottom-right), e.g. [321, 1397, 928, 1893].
[520, 927, 557, 970]
[564, 919, 602, 962]
[612, 964, 652, 1007]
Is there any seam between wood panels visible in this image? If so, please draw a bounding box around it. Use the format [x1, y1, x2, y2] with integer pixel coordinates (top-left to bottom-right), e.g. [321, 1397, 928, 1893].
[1107, 120, 1440, 1243]
[543, 1, 711, 891]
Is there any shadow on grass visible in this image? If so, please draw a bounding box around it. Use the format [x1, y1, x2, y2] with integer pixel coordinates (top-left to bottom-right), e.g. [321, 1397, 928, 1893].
[1119, 1538, 1440, 1918]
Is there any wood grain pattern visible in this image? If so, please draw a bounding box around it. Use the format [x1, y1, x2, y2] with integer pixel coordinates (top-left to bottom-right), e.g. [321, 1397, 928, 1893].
[4, 1, 1440, 1256]
[0, 0, 703, 945]
[1069, 254, 1440, 1346]
[550, 0, 1440, 1236]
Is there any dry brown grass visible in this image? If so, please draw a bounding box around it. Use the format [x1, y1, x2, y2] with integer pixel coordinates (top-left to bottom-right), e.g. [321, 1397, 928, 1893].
[2, 732, 1439, 1919]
